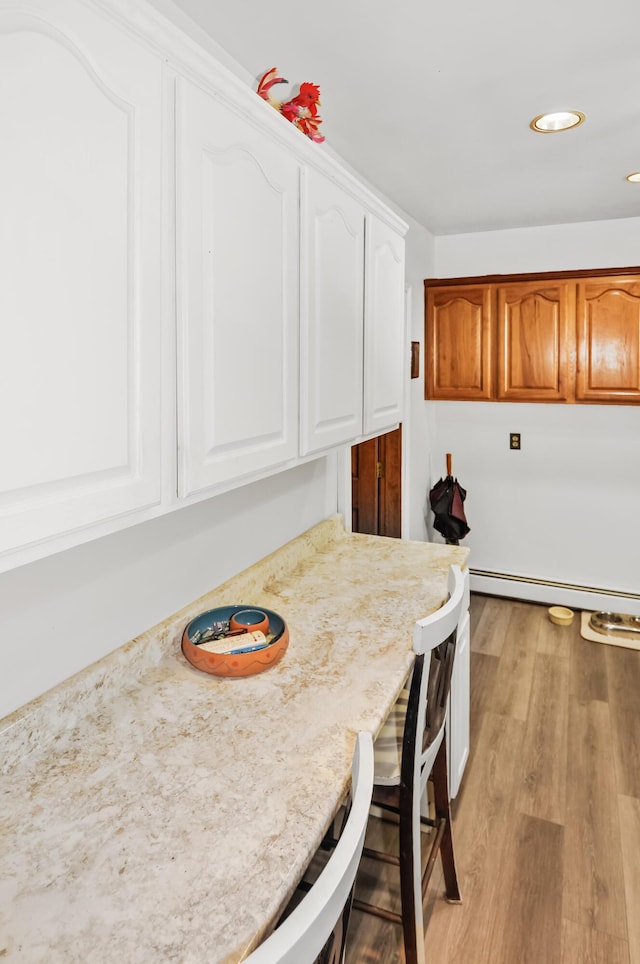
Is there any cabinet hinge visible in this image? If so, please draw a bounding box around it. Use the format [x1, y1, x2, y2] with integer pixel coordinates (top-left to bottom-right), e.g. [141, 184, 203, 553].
[376, 461, 385, 479]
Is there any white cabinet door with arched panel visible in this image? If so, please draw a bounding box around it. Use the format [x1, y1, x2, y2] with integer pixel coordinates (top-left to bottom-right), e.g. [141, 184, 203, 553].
[0, 0, 163, 572]
[363, 214, 406, 437]
[299, 168, 365, 455]
[175, 76, 300, 497]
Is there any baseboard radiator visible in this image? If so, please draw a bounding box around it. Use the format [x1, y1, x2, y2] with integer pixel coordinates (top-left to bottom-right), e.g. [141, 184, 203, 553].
[470, 568, 640, 617]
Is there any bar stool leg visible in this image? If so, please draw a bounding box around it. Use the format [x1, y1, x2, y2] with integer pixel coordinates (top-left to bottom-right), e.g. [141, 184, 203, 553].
[398, 778, 424, 964]
[432, 737, 462, 903]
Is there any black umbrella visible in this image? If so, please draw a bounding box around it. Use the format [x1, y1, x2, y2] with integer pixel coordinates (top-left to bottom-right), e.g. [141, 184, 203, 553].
[429, 453, 470, 545]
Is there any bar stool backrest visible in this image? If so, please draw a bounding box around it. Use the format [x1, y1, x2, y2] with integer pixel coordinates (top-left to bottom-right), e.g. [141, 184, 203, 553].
[245, 731, 374, 964]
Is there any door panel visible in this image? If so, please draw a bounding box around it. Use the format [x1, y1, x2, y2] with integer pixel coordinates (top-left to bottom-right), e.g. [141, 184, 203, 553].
[351, 437, 378, 534]
[497, 281, 573, 401]
[363, 215, 405, 434]
[176, 76, 299, 496]
[300, 168, 365, 455]
[378, 429, 402, 538]
[426, 285, 493, 400]
[577, 277, 640, 401]
[0, 2, 162, 565]
[351, 428, 401, 537]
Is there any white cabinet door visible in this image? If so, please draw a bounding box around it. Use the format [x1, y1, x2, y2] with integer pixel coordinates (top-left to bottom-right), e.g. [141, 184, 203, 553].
[363, 214, 406, 436]
[176, 77, 299, 497]
[449, 607, 470, 799]
[0, 0, 162, 571]
[300, 169, 365, 455]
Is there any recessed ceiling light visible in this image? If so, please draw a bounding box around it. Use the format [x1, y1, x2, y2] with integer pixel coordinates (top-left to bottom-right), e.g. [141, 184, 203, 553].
[626, 171, 640, 183]
[530, 111, 586, 133]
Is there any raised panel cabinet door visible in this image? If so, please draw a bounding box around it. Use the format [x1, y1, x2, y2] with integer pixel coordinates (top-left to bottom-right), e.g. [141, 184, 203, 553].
[497, 281, 573, 401]
[576, 276, 640, 402]
[363, 215, 405, 436]
[176, 77, 299, 497]
[0, 0, 162, 571]
[425, 285, 493, 400]
[299, 168, 365, 455]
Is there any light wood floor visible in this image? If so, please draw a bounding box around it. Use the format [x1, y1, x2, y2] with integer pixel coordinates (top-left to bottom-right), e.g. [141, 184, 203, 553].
[346, 594, 640, 964]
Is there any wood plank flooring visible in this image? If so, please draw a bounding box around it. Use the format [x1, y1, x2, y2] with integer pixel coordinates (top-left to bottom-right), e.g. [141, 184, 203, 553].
[346, 594, 640, 964]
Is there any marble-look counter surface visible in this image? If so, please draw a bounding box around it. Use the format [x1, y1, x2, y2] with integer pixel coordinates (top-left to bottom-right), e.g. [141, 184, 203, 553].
[0, 517, 469, 963]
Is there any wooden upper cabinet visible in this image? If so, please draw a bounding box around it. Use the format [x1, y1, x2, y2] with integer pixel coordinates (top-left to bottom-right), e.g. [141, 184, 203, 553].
[425, 285, 493, 400]
[576, 276, 640, 402]
[496, 281, 574, 401]
[426, 268, 640, 405]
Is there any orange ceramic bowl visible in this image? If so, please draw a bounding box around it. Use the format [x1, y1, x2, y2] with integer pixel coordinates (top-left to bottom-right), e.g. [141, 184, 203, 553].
[181, 605, 289, 678]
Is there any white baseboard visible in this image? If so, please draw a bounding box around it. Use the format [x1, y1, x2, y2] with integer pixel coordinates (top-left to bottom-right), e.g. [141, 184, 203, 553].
[470, 570, 640, 617]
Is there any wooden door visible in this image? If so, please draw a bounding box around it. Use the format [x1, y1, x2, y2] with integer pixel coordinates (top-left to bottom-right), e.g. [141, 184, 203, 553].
[576, 275, 640, 402]
[0, 1, 163, 569]
[425, 284, 493, 400]
[299, 167, 365, 455]
[351, 428, 402, 537]
[496, 280, 574, 401]
[175, 75, 300, 497]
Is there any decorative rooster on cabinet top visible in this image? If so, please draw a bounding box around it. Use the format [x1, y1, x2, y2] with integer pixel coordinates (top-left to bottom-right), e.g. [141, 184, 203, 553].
[256, 67, 325, 143]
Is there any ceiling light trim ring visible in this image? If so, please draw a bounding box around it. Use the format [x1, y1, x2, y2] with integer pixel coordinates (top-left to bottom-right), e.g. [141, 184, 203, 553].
[530, 110, 586, 133]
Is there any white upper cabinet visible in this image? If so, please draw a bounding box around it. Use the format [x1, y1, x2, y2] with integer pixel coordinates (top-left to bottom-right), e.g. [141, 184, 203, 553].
[0, 0, 407, 573]
[175, 76, 300, 497]
[363, 214, 406, 436]
[0, 0, 162, 571]
[300, 169, 365, 455]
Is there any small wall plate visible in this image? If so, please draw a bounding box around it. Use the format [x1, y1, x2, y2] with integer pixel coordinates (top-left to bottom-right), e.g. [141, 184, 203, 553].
[411, 341, 420, 379]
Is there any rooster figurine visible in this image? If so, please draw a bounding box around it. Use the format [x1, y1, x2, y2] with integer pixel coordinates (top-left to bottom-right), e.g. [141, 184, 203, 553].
[256, 67, 325, 143]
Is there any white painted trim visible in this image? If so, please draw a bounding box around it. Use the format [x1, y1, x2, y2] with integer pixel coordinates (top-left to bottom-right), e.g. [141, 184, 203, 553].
[336, 446, 352, 532]
[471, 571, 640, 617]
[401, 284, 412, 540]
[323, 451, 339, 518]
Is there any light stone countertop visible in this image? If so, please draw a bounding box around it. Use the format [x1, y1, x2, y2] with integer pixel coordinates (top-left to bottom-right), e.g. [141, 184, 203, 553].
[0, 516, 469, 963]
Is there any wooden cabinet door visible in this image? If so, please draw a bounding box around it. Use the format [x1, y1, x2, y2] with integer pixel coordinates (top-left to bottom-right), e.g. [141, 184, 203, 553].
[0, 0, 162, 570]
[300, 168, 365, 455]
[175, 76, 300, 497]
[576, 276, 640, 402]
[425, 285, 493, 400]
[363, 215, 406, 436]
[497, 281, 573, 401]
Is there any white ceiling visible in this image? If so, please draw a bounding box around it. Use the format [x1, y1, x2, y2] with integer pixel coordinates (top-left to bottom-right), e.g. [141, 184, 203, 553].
[168, 0, 640, 236]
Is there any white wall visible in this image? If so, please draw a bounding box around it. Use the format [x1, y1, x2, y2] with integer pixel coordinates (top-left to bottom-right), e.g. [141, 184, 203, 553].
[402, 215, 437, 540]
[422, 216, 640, 598]
[1, 209, 435, 723]
[0, 459, 335, 720]
[436, 217, 640, 276]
